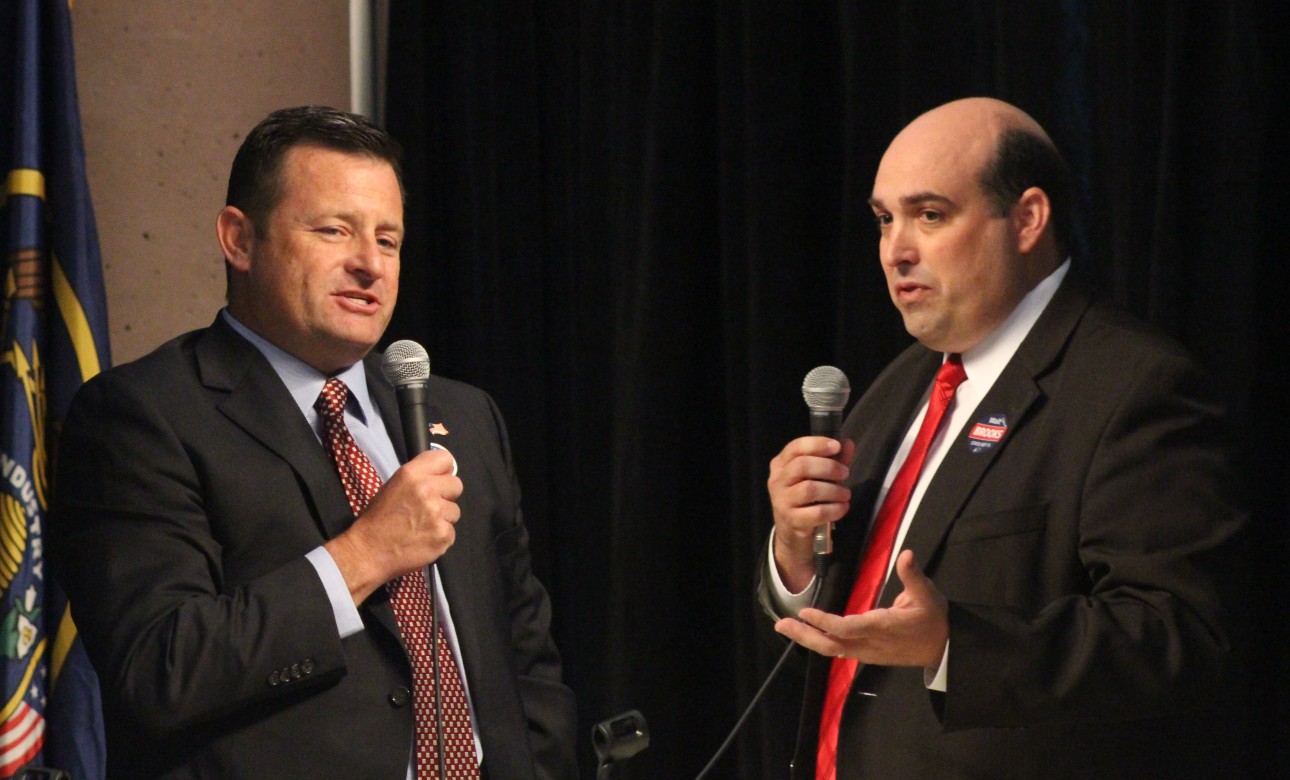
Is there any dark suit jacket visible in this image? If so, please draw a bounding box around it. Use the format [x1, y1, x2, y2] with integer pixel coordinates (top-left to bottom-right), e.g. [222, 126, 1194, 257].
[759, 277, 1246, 779]
[50, 316, 577, 779]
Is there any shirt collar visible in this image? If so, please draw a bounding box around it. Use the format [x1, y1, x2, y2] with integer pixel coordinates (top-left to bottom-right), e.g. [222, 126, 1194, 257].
[957, 258, 1071, 386]
[220, 309, 376, 424]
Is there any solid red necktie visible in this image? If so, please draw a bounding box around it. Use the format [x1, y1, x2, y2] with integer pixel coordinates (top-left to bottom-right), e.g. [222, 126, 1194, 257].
[815, 355, 968, 780]
[315, 378, 479, 779]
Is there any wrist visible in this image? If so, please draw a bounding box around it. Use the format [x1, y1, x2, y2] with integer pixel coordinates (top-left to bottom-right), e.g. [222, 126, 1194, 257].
[324, 532, 382, 605]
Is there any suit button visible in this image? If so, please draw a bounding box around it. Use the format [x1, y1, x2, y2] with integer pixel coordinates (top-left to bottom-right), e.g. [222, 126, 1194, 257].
[389, 686, 411, 707]
[267, 671, 281, 686]
[290, 663, 302, 680]
[301, 658, 316, 676]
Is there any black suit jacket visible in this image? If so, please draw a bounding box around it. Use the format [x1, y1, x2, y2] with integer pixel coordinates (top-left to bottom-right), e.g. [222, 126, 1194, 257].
[50, 316, 577, 779]
[759, 277, 1245, 779]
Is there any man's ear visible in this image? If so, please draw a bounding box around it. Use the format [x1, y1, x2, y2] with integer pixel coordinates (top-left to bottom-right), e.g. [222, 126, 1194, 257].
[1012, 186, 1051, 254]
[216, 206, 255, 272]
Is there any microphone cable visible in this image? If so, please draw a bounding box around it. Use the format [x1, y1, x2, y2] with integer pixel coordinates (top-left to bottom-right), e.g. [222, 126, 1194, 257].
[693, 562, 828, 780]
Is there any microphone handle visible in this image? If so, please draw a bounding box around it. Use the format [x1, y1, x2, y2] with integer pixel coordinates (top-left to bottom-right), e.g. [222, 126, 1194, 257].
[396, 382, 431, 458]
[808, 409, 842, 437]
[808, 410, 843, 558]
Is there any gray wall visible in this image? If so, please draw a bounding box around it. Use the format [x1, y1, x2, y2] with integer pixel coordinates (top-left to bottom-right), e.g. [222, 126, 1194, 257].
[73, 1, 351, 364]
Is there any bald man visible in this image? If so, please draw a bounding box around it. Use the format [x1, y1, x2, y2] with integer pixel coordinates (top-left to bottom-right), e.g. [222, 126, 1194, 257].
[760, 98, 1244, 779]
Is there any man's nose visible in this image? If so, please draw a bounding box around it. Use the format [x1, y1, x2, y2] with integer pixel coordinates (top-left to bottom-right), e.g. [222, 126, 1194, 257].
[882, 221, 917, 268]
[348, 234, 386, 279]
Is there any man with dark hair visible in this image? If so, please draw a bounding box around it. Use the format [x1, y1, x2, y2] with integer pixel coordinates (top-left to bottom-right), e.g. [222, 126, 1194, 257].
[50, 106, 577, 779]
[762, 97, 1243, 778]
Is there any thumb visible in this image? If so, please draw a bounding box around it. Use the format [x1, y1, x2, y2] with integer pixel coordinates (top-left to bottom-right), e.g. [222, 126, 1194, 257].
[894, 549, 935, 603]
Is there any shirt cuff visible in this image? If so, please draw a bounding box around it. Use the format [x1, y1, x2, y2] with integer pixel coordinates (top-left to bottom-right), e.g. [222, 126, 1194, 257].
[766, 528, 816, 615]
[924, 640, 950, 691]
[306, 546, 365, 638]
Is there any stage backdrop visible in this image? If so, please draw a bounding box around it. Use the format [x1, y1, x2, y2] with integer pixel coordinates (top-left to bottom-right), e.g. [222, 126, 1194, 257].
[384, 2, 1286, 777]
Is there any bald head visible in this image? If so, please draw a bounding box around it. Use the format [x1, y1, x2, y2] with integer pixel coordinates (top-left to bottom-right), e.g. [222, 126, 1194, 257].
[900, 97, 1051, 147]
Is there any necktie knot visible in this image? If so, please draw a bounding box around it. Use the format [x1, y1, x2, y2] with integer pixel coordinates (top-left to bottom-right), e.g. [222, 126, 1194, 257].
[937, 354, 967, 392]
[315, 377, 350, 422]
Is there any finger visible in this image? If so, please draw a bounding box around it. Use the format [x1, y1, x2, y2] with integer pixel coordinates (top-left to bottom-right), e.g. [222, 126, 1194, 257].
[771, 436, 846, 468]
[837, 437, 857, 467]
[410, 447, 457, 474]
[782, 478, 852, 510]
[773, 497, 851, 539]
[436, 474, 465, 502]
[796, 607, 876, 641]
[774, 616, 849, 657]
[438, 501, 462, 526]
[772, 455, 851, 496]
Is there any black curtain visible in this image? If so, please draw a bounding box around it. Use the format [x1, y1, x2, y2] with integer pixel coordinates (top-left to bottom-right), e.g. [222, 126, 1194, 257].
[384, 2, 1287, 777]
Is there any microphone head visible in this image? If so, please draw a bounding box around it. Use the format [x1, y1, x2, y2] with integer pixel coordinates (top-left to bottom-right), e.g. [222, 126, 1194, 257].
[802, 365, 851, 413]
[381, 339, 431, 387]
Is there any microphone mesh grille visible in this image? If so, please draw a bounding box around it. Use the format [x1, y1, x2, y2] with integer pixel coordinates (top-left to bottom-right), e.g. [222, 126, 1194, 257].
[381, 339, 431, 386]
[802, 365, 851, 412]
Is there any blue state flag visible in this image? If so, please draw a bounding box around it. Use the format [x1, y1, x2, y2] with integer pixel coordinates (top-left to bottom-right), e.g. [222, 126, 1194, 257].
[1, 0, 110, 778]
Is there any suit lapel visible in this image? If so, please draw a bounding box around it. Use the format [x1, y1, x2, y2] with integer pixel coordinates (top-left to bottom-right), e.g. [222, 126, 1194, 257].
[195, 317, 354, 540]
[876, 277, 1094, 606]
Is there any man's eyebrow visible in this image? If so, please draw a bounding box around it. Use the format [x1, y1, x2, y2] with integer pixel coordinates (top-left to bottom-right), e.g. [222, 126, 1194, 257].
[868, 192, 956, 209]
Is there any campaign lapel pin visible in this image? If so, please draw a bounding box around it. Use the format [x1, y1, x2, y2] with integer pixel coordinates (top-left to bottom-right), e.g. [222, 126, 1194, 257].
[967, 414, 1007, 454]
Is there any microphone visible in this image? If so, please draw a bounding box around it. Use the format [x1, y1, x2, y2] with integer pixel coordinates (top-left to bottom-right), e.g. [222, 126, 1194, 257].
[381, 339, 432, 457]
[801, 366, 851, 559]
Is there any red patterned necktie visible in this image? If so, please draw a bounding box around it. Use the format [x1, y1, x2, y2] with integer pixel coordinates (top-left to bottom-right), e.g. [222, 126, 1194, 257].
[815, 355, 968, 780]
[315, 378, 479, 779]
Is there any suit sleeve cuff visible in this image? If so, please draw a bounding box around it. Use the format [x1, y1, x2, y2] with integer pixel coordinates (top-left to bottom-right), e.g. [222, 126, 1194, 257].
[306, 546, 365, 638]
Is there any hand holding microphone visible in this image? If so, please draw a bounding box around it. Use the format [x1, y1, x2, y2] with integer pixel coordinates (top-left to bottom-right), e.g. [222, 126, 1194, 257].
[324, 340, 463, 603]
[766, 366, 853, 593]
[801, 366, 851, 560]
